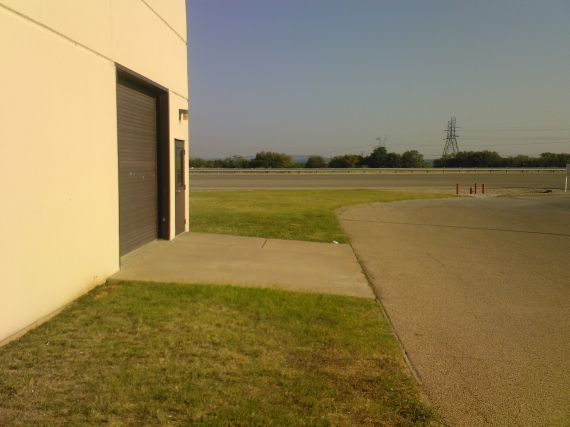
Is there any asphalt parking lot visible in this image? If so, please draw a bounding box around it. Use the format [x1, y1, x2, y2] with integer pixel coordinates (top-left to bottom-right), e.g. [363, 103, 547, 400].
[338, 195, 570, 426]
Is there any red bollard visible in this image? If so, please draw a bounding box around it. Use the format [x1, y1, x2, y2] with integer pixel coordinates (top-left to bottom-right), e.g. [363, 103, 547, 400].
[482, 183, 485, 194]
[474, 183, 477, 194]
[456, 183, 459, 195]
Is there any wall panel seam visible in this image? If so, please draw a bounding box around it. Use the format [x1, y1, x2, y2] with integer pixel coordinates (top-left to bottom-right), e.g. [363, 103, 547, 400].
[170, 89, 189, 102]
[0, 1, 114, 64]
[139, 0, 187, 45]
[0, 1, 189, 101]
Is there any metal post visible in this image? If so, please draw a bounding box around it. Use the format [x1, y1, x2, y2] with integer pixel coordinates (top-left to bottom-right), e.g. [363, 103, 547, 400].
[456, 183, 459, 195]
[482, 183, 485, 194]
[474, 183, 477, 194]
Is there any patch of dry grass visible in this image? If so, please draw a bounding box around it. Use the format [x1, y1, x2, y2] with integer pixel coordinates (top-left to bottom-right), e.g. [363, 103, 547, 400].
[0, 282, 435, 426]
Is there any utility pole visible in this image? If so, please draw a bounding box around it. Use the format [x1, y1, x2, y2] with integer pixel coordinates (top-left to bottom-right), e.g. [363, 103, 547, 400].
[442, 116, 460, 156]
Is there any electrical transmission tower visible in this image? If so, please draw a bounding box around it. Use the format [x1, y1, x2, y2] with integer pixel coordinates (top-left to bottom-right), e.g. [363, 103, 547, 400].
[442, 116, 459, 156]
[375, 136, 387, 148]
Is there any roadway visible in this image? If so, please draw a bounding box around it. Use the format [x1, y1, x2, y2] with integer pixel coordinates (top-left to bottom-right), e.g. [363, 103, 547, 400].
[189, 173, 564, 191]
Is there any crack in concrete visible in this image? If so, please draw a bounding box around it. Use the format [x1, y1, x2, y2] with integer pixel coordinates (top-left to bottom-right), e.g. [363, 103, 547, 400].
[341, 218, 570, 237]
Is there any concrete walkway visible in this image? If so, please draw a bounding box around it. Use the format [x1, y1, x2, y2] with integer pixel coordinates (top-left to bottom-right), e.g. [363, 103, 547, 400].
[338, 196, 570, 426]
[111, 232, 374, 299]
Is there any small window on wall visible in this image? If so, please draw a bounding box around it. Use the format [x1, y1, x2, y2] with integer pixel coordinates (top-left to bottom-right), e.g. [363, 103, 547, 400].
[175, 140, 185, 189]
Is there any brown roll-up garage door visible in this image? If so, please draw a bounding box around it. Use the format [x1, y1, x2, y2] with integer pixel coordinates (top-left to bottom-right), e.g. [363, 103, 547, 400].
[117, 80, 158, 256]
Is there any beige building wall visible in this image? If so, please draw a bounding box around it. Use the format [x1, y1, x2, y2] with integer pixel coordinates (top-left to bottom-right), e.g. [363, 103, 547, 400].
[0, 1, 189, 343]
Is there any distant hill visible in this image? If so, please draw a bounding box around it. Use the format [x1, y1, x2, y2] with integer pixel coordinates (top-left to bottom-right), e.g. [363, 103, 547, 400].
[291, 155, 309, 164]
[291, 155, 330, 164]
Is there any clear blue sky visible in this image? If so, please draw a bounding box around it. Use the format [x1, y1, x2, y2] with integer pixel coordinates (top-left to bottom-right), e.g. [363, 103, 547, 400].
[187, 0, 569, 159]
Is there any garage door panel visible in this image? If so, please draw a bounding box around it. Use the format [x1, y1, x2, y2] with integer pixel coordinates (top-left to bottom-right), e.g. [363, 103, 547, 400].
[117, 81, 158, 255]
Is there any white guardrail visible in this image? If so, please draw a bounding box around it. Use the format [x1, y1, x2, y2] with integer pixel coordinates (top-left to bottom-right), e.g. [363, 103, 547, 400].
[189, 168, 565, 175]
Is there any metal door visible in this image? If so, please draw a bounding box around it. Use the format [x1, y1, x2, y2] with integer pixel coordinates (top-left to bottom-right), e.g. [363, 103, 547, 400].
[175, 139, 186, 235]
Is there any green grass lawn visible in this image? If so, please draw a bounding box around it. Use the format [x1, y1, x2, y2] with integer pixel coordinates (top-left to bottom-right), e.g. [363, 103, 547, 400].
[0, 282, 435, 426]
[189, 189, 447, 243]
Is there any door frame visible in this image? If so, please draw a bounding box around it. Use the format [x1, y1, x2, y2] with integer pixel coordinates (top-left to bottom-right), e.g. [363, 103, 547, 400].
[115, 64, 171, 243]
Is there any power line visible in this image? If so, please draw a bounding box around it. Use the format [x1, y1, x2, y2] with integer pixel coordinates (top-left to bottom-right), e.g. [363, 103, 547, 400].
[460, 127, 570, 132]
[417, 141, 569, 151]
[461, 141, 569, 147]
[460, 136, 569, 140]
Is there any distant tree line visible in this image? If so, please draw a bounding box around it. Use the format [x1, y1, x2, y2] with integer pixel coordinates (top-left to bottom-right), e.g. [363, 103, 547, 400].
[433, 151, 570, 168]
[328, 147, 427, 168]
[190, 149, 570, 169]
[190, 152, 294, 169]
[190, 147, 427, 169]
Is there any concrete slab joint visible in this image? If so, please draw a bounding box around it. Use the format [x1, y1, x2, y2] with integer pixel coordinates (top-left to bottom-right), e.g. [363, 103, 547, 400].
[111, 232, 375, 299]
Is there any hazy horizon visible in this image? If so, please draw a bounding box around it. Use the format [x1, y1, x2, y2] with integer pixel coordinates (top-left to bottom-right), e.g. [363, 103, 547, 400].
[187, 1, 570, 159]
